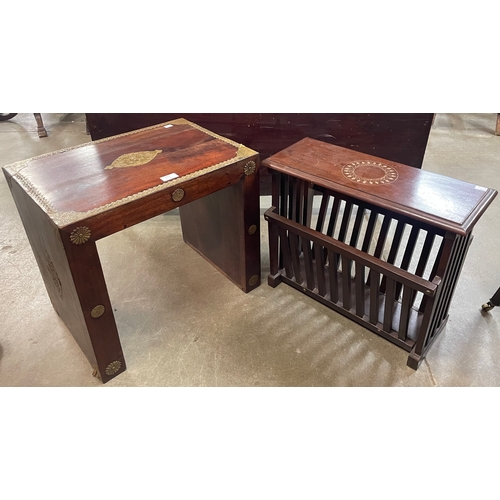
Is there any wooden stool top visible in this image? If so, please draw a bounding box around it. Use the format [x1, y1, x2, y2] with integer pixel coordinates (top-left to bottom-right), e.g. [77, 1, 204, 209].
[4, 118, 256, 228]
[263, 138, 497, 235]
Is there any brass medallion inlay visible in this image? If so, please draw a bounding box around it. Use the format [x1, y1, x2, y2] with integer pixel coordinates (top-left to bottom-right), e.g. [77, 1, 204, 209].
[244, 161, 256, 176]
[70, 226, 91, 245]
[105, 150, 162, 170]
[248, 224, 257, 235]
[91, 305, 105, 318]
[172, 188, 185, 202]
[105, 360, 122, 376]
[248, 275, 259, 287]
[341, 161, 399, 185]
[45, 254, 63, 297]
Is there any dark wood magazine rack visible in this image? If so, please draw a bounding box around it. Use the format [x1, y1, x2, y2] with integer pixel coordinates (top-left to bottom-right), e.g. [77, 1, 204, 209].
[263, 138, 497, 368]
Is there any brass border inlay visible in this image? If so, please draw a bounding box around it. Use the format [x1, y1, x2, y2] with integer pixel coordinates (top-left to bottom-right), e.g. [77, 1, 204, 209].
[105, 150, 162, 170]
[105, 360, 122, 376]
[244, 161, 256, 176]
[6, 118, 258, 228]
[341, 161, 399, 185]
[248, 224, 257, 235]
[91, 305, 105, 318]
[45, 254, 63, 298]
[172, 188, 185, 202]
[248, 275, 259, 287]
[70, 226, 91, 245]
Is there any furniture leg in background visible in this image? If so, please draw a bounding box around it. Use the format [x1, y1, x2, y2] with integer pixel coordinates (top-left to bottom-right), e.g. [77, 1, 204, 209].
[482, 286, 500, 312]
[34, 113, 47, 137]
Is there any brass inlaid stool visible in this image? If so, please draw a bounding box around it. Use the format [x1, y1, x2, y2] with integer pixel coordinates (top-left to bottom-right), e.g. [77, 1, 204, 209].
[3, 119, 261, 383]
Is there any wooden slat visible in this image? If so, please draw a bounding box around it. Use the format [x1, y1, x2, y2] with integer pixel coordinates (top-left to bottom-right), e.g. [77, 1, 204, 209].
[268, 210, 280, 277]
[398, 284, 412, 340]
[370, 270, 380, 324]
[395, 224, 420, 298]
[349, 205, 365, 248]
[383, 278, 396, 332]
[314, 242, 326, 296]
[271, 172, 280, 208]
[411, 230, 436, 306]
[326, 196, 342, 237]
[315, 191, 330, 233]
[372, 214, 392, 260]
[280, 173, 289, 218]
[277, 226, 293, 278]
[328, 249, 339, 303]
[297, 179, 305, 225]
[380, 219, 405, 293]
[303, 238, 315, 290]
[361, 210, 378, 254]
[342, 255, 352, 310]
[338, 200, 353, 243]
[289, 231, 303, 284]
[355, 261, 365, 317]
[419, 235, 446, 313]
[366, 214, 391, 286]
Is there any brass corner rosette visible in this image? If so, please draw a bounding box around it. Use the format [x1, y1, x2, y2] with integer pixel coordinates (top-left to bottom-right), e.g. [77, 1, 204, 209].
[70, 226, 91, 245]
[105, 360, 122, 376]
[244, 161, 257, 176]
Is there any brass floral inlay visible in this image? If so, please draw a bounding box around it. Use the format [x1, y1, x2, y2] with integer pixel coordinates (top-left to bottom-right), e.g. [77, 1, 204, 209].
[172, 188, 185, 202]
[70, 226, 91, 245]
[248, 275, 259, 287]
[244, 161, 256, 176]
[105, 150, 162, 170]
[45, 254, 62, 297]
[91, 305, 105, 318]
[105, 361, 122, 376]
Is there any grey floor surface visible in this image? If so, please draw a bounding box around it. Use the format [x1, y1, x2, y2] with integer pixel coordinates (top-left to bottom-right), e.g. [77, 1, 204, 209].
[1, 113, 499, 387]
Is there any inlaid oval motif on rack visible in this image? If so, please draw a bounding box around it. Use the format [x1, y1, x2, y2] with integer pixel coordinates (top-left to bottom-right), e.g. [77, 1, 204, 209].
[341, 161, 399, 185]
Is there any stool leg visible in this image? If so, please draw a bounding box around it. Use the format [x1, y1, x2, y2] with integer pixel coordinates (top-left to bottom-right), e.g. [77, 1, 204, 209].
[178, 168, 261, 293]
[62, 235, 126, 382]
[6, 177, 125, 382]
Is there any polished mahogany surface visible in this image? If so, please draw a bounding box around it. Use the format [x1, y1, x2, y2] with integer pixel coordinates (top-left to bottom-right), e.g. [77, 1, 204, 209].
[8, 120, 242, 214]
[86, 113, 433, 168]
[263, 138, 497, 235]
